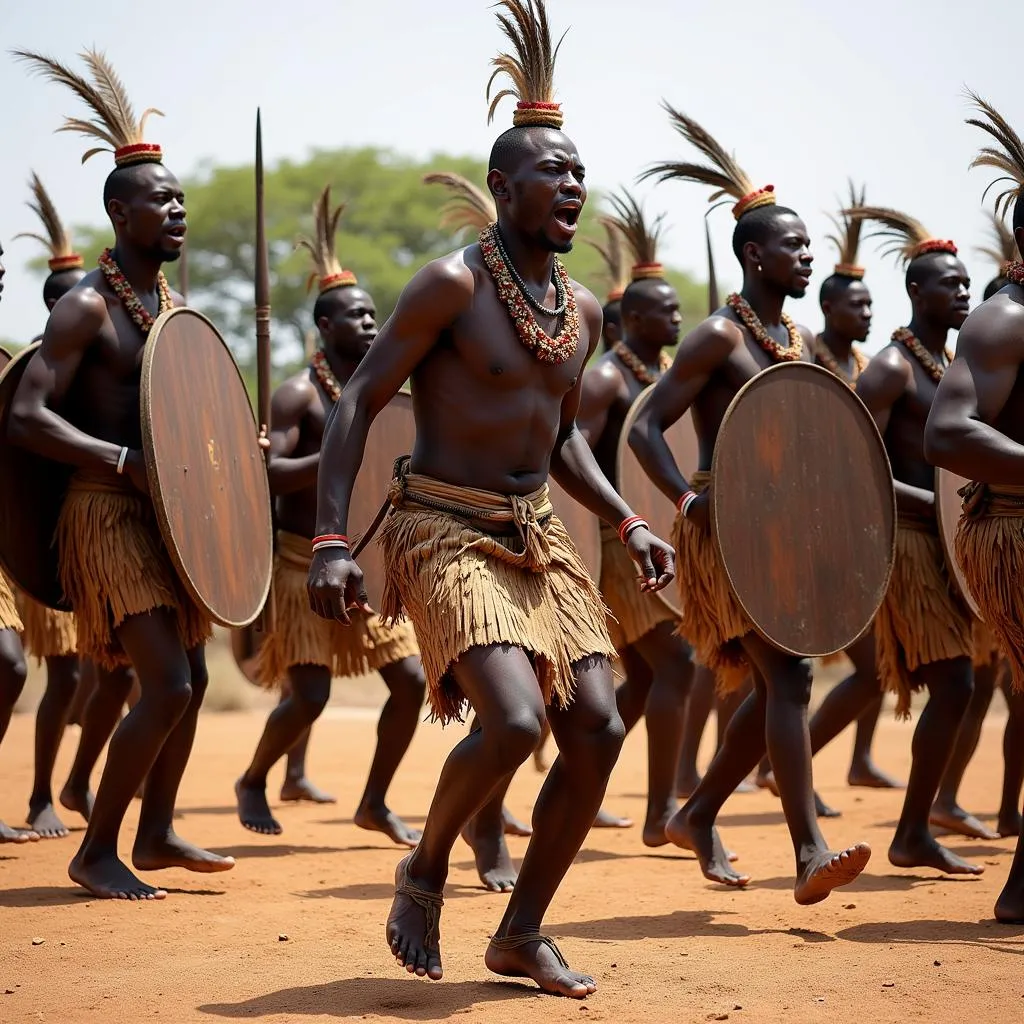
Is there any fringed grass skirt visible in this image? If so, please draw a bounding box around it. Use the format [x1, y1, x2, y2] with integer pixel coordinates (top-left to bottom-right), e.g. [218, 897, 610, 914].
[16, 593, 77, 662]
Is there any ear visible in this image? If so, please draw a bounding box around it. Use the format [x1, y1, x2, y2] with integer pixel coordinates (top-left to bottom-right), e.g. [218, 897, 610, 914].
[604, 320, 621, 345]
[820, 296, 832, 318]
[742, 239, 762, 270]
[107, 198, 128, 228]
[316, 315, 331, 339]
[487, 168, 511, 203]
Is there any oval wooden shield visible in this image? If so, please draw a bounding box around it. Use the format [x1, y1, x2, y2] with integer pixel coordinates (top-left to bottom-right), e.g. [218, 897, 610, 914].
[617, 384, 700, 614]
[141, 308, 273, 627]
[547, 478, 601, 582]
[935, 467, 982, 618]
[711, 362, 896, 657]
[0, 343, 73, 609]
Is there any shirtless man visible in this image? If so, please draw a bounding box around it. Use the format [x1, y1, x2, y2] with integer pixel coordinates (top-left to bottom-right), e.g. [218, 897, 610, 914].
[576, 191, 694, 845]
[924, 93, 1024, 917]
[10, 49, 234, 898]
[848, 202, 980, 876]
[235, 186, 425, 847]
[308, 0, 672, 996]
[630, 104, 870, 903]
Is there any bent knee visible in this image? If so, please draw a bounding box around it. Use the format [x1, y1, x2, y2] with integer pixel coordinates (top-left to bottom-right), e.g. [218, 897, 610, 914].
[778, 659, 814, 706]
[491, 711, 546, 770]
[0, 646, 28, 706]
[292, 678, 331, 719]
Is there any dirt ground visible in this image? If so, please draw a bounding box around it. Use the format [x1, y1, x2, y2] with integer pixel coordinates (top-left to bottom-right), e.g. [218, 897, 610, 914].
[1, 674, 1022, 1023]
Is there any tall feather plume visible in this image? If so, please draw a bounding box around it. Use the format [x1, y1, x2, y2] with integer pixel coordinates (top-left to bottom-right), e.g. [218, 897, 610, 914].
[639, 101, 776, 219]
[606, 190, 666, 278]
[12, 47, 163, 165]
[976, 209, 1018, 269]
[585, 216, 630, 301]
[844, 205, 957, 265]
[294, 185, 357, 294]
[14, 171, 81, 268]
[825, 181, 867, 277]
[423, 172, 496, 233]
[486, 0, 566, 128]
[965, 90, 1024, 221]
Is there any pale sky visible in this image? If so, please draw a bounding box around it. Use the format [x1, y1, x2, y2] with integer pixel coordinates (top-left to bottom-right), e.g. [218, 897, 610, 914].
[1, 0, 1019, 351]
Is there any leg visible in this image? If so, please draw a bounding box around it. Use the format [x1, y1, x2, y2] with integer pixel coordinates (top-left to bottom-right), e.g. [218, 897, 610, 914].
[353, 656, 425, 847]
[676, 664, 714, 798]
[236, 663, 331, 835]
[27, 654, 80, 837]
[931, 661, 999, 839]
[65, 655, 96, 727]
[60, 664, 135, 822]
[889, 656, 983, 875]
[998, 676, 1024, 838]
[485, 654, 623, 997]
[995, 813, 1024, 923]
[0, 628, 37, 843]
[68, 611, 199, 899]
[630, 623, 693, 846]
[387, 643, 546, 980]
[280, 724, 338, 802]
[843, 633, 903, 788]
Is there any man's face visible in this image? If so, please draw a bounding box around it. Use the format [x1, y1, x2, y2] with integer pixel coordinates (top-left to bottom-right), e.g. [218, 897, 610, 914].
[757, 212, 814, 298]
[319, 286, 378, 361]
[823, 280, 872, 342]
[912, 254, 971, 330]
[110, 163, 187, 263]
[626, 281, 682, 348]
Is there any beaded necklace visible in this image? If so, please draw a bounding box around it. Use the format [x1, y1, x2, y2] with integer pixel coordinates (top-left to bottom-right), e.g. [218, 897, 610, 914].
[612, 341, 671, 386]
[1007, 260, 1024, 287]
[311, 349, 342, 403]
[812, 335, 868, 387]
[492, 225, 566, 316]
[727, 293, 803, 362]
[892, 327, 952, 383]
[478, 223, 580, 365]
[99, 248, 173, 335]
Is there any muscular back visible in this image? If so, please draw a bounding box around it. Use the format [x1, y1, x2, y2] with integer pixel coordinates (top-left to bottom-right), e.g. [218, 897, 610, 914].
[577, 353, 648, 485]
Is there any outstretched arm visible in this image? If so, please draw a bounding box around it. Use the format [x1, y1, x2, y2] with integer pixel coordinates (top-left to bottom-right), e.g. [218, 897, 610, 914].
[924, 304, 1024, 484]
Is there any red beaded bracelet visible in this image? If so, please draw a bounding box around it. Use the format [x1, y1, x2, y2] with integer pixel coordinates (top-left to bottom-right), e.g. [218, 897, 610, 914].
[312, 533, 349, 546]
[617, 515, 646, 545]
[676, 490, 697, 514]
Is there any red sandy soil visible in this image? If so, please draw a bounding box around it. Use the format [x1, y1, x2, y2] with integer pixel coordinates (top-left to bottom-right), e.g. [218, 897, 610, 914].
[1, 696, 1022, 1023]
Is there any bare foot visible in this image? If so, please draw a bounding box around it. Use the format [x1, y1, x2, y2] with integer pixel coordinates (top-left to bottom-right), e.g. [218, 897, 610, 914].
[27, 802, 70, 839]
[995, 877, 1024, 924]
[888, 835, 984, 875]
[997, 810, 1022, 839]
[279, 775, 337, 804]
[235, 778, 282, 835]
[501, 806, 533, 837]
[675, 772, 702, 800]
[462, 817, 517, 892]
[733, 778, 757, 795]
[665, 808, 750, 887]
[756, 770, 780, 798]
[642, 807, 676, 848]
[815, 791, 841, 819]
[386, 854, 443, 980]
[794, 844, 871, 905]
[485, 933, 596, 998]
[132, 831, 235, 873]
[592, 807, 633, 829]
[0, 820, 40, 843]
[354, 803, 421, 848]
[59, 783, 95, 823]
[929, 803, 1000, 841]
[848, 761, 903, 789]
[69, 850, 166, 900]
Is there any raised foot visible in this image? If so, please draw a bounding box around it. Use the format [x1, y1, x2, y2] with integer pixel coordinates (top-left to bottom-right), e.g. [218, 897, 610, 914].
[642, 807, 676, 848]
[756, 771, 780, 798]
[794, 843, 871, 905]
[387, 854, 444, 980]
[995, 880, 1024, 924]
[279, 775, 337, 804]
[0, 819, 39, 844]
[814, 790, 841, 819]
[462, 816, 517, 892]
[235, 778, 282, 835]
[485, 933, 596, 998]
[27, 802, 70, 839]
[592, 807, 633, 829]
[666, 809, 749, 887]
[69, 851, 166, 900]
[929, 804, 1000, 841]
[997, 811, 1022, 839]
[888, 836, 984, 875]
[501, 806, 533, 837]
[59, 783, 95, 823]
[132, 831, 235, 874]
[354, 803, 421, 848]
[848, 762, 904, 789]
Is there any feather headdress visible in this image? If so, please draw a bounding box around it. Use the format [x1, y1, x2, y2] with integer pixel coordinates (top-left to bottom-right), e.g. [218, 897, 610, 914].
[13, 48, 163, 167]
[607, 190, 667, 281]
[976, 209, 1018, 274]
[486, 0, 566, 130]
[640, 101, 776, 221]
[826, 181, 868, 280]
[295, 186, 357, 295]
[14, 172, 83, 272]
[585, 216, 630, 302]
[423, 171, 496, 233]
[965, 91, 1024, 223]
[705, 211, 720, 315]
[843, 205, 957, 265]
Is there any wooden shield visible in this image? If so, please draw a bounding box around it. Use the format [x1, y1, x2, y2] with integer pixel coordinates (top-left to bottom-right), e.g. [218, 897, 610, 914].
[617, 384, 700, 614]
[141, 308, 273, 627]
[0, 343, 73, 609]
[935, 467, 982, 618]
[711, 362, 895, 657]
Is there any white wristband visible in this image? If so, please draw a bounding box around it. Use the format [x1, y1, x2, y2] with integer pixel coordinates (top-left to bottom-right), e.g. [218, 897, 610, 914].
[681, 492, 699, 519]
[312, 540, 350, 553]
[622, 518, 649, 542]
[116, 447, 129, 475]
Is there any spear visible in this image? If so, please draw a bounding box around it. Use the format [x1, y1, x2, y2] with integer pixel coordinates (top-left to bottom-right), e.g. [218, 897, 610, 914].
[255, 108, 276, 631]
[705, 205, 722, 315]
[177, 238, 189, 304]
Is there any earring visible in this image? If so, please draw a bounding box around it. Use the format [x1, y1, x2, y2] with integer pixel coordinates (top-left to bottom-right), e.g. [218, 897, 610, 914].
[756, 263, 762, 273]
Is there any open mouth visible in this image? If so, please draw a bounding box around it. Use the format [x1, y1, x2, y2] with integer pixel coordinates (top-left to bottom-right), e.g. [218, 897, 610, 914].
[553, 203, 582, 231]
